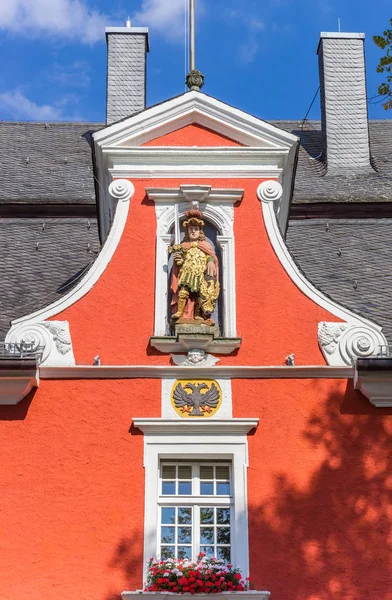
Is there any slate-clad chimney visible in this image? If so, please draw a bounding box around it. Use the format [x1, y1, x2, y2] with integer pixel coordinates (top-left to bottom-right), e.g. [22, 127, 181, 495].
[317, 32, 373, 174]
[106, 23, 149, 125]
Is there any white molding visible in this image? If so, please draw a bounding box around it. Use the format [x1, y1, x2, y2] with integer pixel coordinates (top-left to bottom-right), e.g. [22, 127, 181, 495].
[93, 91, 297, 148]
[152, 186, 240, 338]
[9, 180, 134, 326]
[122, 593, 270, 600]
[147, 185, 244, 204]
[39, 365, 354, 379]
[134, 417, 258, 582]
[5, 321, 75, 367]
[93, 92, 299, 239]
[133, 418, 258, 435]
[161, 377, 232, 419]
[318, 321, 388, 366]
[354, 369, 392, 407]
[0, 367, 39, 405]
[261, 198, 386, 333]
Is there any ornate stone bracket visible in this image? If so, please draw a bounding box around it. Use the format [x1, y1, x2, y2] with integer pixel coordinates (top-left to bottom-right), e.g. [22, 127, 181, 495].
[171, 349, 220, 367]
[318, 321, 388, 366]
[5, 321, 75, 367]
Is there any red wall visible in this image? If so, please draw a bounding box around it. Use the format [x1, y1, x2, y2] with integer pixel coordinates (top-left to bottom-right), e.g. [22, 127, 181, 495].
[1, 124, 391, 600]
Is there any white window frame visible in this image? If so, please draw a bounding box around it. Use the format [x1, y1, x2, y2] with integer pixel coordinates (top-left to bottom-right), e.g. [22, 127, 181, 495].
[158, 461, 233, 561]
[133, 418, 258, 583]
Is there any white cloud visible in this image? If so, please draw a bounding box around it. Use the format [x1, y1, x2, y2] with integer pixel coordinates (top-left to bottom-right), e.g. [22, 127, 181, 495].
[133, 0, 204, 42]
[0, 90, 64, 120]
[49, 61, 92, 88]
[0, 0, 108, 44]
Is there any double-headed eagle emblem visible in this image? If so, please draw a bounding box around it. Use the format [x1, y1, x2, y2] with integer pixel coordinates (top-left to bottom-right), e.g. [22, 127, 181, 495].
[173, 381, 221, 417]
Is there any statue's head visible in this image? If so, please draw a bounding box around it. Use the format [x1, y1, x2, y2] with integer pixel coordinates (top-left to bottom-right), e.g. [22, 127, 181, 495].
[183, 209, 205, 242]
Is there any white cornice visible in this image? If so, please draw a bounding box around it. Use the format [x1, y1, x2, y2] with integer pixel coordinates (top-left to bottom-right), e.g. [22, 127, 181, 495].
[39, 365, 353, 379]
[93, 91, 298, 148]
[146, 185, 244, 204]
[132, 418, 259, 435]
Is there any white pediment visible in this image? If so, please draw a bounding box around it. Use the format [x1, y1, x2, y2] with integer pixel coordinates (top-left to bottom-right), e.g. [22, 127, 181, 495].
[93, 91, 299, 239]
[93, 90, 298, 150]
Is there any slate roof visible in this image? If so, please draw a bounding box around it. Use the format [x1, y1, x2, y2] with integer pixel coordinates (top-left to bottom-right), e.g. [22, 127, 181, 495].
[0, 122, 100, 204]
[0, 217, 100, 337]
[1, 119, 391, 205]
[0, 116, 391, 342]
[272, 120, 392, 203]
[286, 218, 392, 341]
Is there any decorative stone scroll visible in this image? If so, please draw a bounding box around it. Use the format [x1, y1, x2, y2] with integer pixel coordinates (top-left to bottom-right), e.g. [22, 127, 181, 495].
[5, 321, 75, 367]
[257, 180, 283, 203]
[318, 321, 387, 366]
[108, 179, 135, 202]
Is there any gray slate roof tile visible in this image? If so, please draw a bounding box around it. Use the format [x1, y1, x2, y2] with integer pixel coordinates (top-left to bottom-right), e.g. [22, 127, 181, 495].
[0, 217, 100, 337]
[0, 122, 101, 204]
[272, 120, 392, 203]
[286, 218, 392, 341]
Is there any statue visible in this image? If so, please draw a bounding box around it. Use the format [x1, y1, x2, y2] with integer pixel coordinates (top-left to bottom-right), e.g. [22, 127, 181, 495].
[169, 209, 220, 327]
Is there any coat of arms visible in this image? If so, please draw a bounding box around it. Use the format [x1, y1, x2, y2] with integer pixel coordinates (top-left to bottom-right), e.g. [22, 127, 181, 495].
[170, 379, 222, 418]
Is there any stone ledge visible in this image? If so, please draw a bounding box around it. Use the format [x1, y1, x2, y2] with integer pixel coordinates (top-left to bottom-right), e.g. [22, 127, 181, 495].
[122, 592, 270, 600]
[0, 357, 39, 405]
[354, 358, 392, 407]
[150, 335, 242, 355]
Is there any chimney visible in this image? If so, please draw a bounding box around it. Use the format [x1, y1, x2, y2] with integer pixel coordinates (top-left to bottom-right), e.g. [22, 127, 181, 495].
[105, 21, 149, 125]
[317, 32, 373, 174]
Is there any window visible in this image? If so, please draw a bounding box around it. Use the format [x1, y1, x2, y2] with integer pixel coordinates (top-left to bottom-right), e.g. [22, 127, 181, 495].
[134, 417, 258, 580]
[158, 462, 232, 561]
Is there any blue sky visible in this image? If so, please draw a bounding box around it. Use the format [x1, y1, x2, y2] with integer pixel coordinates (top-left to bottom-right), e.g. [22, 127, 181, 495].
[0, 0, 390, 123]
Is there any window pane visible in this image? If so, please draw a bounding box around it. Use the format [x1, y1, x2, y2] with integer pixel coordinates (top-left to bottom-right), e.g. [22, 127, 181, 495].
[162, 481, 176, 495]
[161, 526, 175, 544]
[200, 507, 214, 524]
[217, 508, 230, 524]
[200, 482, 214, 495]
[178, 546, 192, 559]
[217, 527, 230, 544]
[178, 527, 192, 544]
[216, 482, 230, 495]
[178, 481, 192, 495]
[178, 507, 192, 524]
[178, 466, 192, 479]
[162, 465, 176, 479]
[200, 466, 214, 479]
[161, 546, 175, 559]
[161, 507, 175, 524]
[217, 547, 231, 562]
[200, 545, 214, 557]
[216, 466, 230, 480]
[200, 527, 214, 544]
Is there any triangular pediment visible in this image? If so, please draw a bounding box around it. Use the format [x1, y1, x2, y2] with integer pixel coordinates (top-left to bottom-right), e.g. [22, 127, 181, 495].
[93, 91, 298, 150]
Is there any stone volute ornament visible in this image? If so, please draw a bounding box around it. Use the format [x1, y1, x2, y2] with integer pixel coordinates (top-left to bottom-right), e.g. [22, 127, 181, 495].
[186, 69, 205, 91]
[169, 209, 220, 327]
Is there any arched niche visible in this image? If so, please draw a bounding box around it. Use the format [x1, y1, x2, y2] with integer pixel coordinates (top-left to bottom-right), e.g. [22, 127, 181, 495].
[153, 192, 240, 342]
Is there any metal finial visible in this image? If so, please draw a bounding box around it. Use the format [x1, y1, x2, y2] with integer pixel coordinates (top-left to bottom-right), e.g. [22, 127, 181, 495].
[186, 0, 204, 91]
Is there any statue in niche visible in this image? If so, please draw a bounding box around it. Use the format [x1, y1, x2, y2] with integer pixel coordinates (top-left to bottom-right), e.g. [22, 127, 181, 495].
[169, 209, 220, 326]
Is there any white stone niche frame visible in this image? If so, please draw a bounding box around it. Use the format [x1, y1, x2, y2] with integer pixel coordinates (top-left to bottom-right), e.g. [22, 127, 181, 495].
[148, 185, 243, 338]
[133, 418, 258, 583]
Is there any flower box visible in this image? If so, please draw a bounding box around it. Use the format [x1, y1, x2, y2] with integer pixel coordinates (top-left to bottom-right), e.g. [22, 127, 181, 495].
[122, 593, 271, 600]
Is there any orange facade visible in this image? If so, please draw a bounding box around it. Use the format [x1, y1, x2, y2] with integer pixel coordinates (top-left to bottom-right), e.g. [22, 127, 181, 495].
[1, 123, 392, 600]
